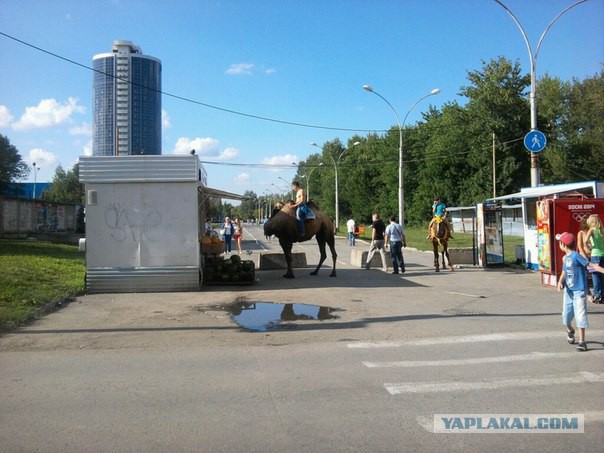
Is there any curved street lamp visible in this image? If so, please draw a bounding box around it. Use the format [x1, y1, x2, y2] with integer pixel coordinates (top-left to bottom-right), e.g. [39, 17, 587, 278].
[301, 162, 324, 200]
[494, 0, 587, 187]
[363, 85, 440, 225]
[311, 141, 360, 231]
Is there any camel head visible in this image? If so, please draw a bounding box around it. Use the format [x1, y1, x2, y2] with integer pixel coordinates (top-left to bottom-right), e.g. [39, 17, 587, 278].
[264, 200, 297, 237]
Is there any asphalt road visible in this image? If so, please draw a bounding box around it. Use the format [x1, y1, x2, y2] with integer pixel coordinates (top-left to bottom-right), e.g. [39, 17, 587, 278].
[1, 224, 603, 452]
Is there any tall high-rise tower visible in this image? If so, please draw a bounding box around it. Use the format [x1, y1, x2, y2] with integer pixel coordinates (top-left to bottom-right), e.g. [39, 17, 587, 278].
[92, 41, 162, 156]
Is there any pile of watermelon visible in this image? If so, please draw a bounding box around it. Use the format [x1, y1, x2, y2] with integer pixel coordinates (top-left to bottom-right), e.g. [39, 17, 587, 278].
[205, 254, 255, 284]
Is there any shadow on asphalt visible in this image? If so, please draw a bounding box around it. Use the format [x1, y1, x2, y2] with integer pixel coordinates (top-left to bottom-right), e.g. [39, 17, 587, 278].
[10, 310, 574, 335]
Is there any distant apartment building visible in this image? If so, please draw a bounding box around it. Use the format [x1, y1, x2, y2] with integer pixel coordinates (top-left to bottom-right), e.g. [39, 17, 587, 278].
[92, 41, 162, 156]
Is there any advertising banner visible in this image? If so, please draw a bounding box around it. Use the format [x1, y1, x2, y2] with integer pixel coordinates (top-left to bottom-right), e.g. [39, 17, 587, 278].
[540, 198, 604, 286]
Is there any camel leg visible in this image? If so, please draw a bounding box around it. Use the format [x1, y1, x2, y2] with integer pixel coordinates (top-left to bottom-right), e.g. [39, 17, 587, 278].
[441, 241, 454, 271]
[311, 238, 328, 276]
[445, 250, 454, 271]
[327, 237, 337, 277]
[433, 240, 440, 272]
[279, 239, 295, 279]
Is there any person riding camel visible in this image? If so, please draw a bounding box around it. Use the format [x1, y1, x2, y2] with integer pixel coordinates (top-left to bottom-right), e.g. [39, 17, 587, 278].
[427, 196, 453, 239]
[290, 181, 308, 240]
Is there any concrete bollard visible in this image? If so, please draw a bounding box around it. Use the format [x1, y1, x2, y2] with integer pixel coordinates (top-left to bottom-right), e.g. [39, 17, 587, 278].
[350, 248, 389, 268]
[259, 252, 307, 270]
[447, 247, 475, 265]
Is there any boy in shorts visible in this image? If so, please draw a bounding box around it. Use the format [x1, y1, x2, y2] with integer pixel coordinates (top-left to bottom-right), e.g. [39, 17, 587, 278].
[556, 232, 604, 351]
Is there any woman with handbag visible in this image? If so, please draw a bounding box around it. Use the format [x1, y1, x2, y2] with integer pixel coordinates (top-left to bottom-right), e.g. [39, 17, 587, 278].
[222, 217, 235, 254]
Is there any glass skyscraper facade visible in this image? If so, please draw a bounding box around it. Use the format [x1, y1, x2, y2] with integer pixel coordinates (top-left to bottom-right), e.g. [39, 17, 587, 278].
[92, 41, 162, 156]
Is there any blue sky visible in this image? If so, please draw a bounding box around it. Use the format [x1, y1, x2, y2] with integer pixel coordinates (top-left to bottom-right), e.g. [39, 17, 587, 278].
[1, 0, 602, 198]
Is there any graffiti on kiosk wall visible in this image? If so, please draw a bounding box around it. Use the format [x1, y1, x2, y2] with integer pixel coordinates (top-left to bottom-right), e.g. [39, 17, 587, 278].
[104, 202, 165, 242]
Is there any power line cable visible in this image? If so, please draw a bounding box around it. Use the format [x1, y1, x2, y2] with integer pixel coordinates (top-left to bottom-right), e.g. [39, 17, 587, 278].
[0, 31, 385, 133]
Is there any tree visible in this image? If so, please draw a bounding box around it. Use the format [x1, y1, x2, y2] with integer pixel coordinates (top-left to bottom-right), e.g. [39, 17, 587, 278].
[0, 134, 28, 191]
[459, 57, 531, 197]
[237, 190, 258, 219]
[539, 69, 604, 182]
[42, 163, 84, 203]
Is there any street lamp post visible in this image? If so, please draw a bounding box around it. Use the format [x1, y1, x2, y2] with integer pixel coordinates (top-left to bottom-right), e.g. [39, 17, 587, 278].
[271, 183, 288, 199]
[32, 162, 38, 199]
[278, 176, 294, 198]
[301, 162, 324, 200]
[311, 142, 360, 231]
[262, 191, 271, 219]
[494, 0, 587, 187]
[363, 86, 440, 225]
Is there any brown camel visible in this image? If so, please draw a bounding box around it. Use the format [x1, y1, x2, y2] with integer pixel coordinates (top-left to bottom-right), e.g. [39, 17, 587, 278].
[428, 220, 454, 272]
[263, 200, 337, 279]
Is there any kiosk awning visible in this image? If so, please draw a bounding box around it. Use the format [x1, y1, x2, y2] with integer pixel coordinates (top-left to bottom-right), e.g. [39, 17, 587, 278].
[199, 186, 250, 201]
[489, 181, 600, 201]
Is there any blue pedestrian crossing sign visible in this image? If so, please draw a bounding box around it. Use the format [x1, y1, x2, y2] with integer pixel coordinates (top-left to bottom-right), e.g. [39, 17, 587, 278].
[524, 130, 547, 153]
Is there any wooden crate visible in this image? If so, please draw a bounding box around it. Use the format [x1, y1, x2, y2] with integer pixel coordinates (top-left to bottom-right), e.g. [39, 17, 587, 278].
[201, 241, 224, 255]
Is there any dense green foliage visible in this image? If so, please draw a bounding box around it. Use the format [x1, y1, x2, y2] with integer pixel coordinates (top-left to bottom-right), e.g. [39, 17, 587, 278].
[238, 58, 602, 226]
[0, 240, 86, 330]
[0, 134, 29, 191]
[42, 163, 85, 204]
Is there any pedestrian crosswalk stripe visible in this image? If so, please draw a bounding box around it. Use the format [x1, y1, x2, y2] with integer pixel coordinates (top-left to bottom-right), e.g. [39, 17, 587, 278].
[363, 351, 576, 368]
[384, 371, 604, 395]
[347, 330, 604, 349]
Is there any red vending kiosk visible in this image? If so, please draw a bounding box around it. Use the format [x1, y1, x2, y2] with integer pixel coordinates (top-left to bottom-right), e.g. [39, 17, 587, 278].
[538, 198, 604, 287]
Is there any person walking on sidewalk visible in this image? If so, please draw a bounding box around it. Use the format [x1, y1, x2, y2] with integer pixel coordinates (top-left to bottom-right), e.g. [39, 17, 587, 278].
[365, 213, 388, 271]
[556, 232, 604, 352]
[346, 217, 356, 246]
[385, 216, 406, 274]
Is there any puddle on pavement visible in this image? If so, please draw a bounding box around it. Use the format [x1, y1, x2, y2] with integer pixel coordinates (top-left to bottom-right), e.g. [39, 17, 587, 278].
[228, 302, 340, 332]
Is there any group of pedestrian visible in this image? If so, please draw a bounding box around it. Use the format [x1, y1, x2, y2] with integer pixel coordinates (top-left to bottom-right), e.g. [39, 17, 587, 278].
[363, 213, 406, 274]
[556, 213, 604, 352]
[221, 216, 243, 254]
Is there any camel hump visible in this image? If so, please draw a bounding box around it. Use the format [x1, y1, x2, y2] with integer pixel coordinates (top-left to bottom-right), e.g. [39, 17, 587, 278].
[306, 200, 320, 211]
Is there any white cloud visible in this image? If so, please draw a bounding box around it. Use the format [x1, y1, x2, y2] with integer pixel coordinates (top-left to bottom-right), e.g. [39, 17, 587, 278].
[83, 140, 93, 156]
[225, 63, 276, 76]
[27, 148, 59, 170]
[13, 97, 85, 131]
[263, 154, 298, 171]
[226, 63, 255, 76]
[0, 105, 14, 127]
[162, 109, 171, 129]
[172, 137, 239, 161]
[69, 122, 92, 136]
[234, 172, 251, 185]
[221, 146, 239, 160]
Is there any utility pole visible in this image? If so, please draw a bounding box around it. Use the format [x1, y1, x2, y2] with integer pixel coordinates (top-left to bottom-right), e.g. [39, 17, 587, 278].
[492, 133, 496, 199]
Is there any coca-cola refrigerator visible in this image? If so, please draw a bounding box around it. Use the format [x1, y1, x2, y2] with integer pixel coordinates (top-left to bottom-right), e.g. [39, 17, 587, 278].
[538, 198, 604, 287]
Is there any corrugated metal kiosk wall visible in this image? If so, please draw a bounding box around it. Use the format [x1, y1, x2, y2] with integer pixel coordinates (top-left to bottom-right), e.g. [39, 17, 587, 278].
[79, 155, 202, 293]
